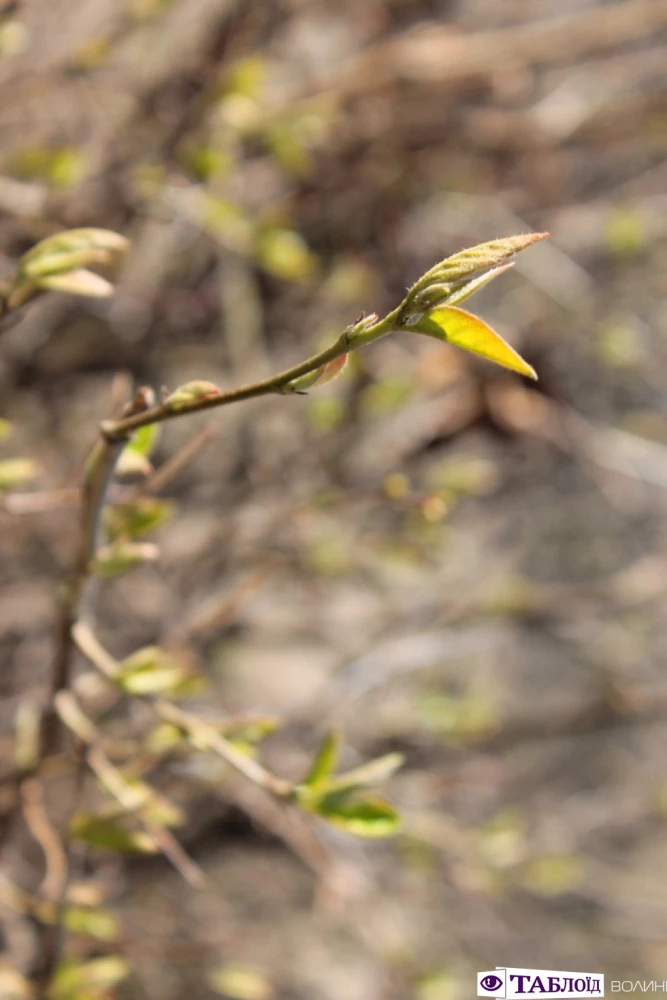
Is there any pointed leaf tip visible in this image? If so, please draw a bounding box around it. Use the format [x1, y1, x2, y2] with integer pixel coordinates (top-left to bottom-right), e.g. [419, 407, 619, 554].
[410, 306, 537, 380]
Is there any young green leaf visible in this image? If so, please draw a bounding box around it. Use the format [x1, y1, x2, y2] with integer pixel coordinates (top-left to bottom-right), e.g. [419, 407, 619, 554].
[19, 227, 129, 267]
[406, 305, 536, 380]
[302, 728, 341, 790]
[327, 751, 404, 792]
[411, 233, 550, 296]
[286, 353, 349, 393]
[313, 790, 400, 838]
[165, 380, 223, 410]
[104, 497, 174, 541]
[117, 423, 161, 477]
[35, 268, 114, 297]
[116, 646, 201, 698]
[90, 540, 159, 578]
[63, 904, 120, 942]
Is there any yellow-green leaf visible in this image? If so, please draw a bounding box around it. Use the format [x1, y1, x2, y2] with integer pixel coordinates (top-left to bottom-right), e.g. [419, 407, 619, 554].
[256, 228, 317, 282]
[328, 752, 404, 792]
[104, 497, 174, 541]
[50, 955, 130, 999]
[90, 540, 159, 578]
[116, 646, 200, 698]
[117, 423, 160, 477]
[314, 792, 400, 838]
[64, 904, 120, 942]
[70, 814, 157, 854]
[302, 728, 340, 790]
[209, 964, 272, 1000]
[0, 457, 39, 491]
[409, 306, 536, 380]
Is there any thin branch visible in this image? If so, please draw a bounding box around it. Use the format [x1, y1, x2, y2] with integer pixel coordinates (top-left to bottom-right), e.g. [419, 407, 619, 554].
[138, 423, 219, 497]
[72, 621, 293, 799]
[21, 778, 68, 903]
[101, 310, 400, 439]
[155, 700, 293, 798]
[86, 745, 206, 889]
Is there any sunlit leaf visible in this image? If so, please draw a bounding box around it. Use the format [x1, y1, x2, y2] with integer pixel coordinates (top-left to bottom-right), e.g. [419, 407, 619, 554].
[407, 306, 536, 380]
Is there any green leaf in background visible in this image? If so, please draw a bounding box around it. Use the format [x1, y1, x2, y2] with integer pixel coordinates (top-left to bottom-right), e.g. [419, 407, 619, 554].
[49, 955, 130, 1000]
[70, 813, 157, 854]
[407, 306, 536, 380]
[209, 963, 272, 1000]
[90, 540, 159, 578]
[327, 751, 404, 792]
[9, 227, 129, 309]
[104, 497, 174, 541]
[256, 227, 317, 282]
[19, 227, 129, 270]
[116, 645, 202, 698]
[117, 422, 161, 477]
[302, 728, 340, 790]
[63, 904, 120, 942]
[313, 789, 400, 838]
[0, 457, 39, 491]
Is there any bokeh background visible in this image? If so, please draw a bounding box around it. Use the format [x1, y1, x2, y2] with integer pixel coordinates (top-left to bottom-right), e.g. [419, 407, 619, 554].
[2, 0, 667, 996]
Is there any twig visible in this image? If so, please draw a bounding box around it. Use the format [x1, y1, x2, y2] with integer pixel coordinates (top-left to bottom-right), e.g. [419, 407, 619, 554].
[44, 389, 158, 757]
[20, 778, 68, 903]
[155, 700, 293, 798]
[72, 621, 293, 799]
[101, 310, 401, 439]
[86, 745, 206, 889]
[139, 422, 219, 497]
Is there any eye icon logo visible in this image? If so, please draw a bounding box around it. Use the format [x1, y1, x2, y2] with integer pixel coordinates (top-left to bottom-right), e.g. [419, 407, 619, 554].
[477, 969, 506, 997]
